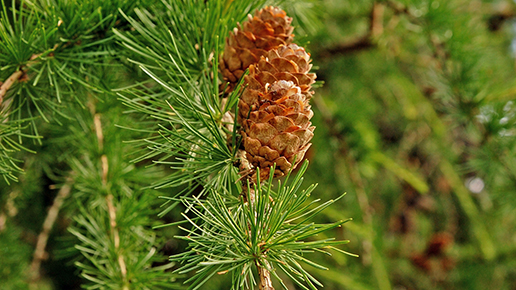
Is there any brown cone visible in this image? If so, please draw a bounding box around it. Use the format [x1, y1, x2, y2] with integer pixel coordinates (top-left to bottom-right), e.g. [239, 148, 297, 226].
[239, 79, 315, 182]
[255, 44, 316, 101]
[238, 44, 316, 125]
[219, 6, 294, 92]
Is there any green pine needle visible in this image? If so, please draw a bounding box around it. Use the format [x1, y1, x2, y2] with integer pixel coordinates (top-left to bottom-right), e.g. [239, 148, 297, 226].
[170, 161, 353, 290]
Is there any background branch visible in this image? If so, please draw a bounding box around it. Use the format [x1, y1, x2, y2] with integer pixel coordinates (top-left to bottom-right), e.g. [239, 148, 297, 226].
[318, 2, 384, 58]
[29, 176, 74, 281]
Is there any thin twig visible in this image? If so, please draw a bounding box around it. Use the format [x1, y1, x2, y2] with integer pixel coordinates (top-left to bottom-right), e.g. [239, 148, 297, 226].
[220, 97, 235, 133]
[106, 194, 127, 279]
[237, 149, 255, 204]
[95, 109, 128, 288]
[101, 155, 109, 186]
[94, 114, 104, 152]
[371, 2, 385, 38]
[29, 176, 74, 281]
[1, 186, 22, 234]
[320, 36, 373, 57]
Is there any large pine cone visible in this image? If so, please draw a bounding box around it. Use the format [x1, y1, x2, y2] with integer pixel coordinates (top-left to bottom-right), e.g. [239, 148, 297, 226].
[240, 79, 315, 181]
[220, 6, 293, 91]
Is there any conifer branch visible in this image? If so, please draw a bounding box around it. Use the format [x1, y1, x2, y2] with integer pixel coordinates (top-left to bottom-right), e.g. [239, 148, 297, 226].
[29, 176, 74, 281]
[96, 107, 129, 287]
[2, 0, 516, 288]
[0, 52, 44, 111]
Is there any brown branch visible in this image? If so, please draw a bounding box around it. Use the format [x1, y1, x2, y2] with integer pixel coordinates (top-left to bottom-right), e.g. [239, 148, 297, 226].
[385, 0, 410, 16]
[237, 149, 255, 204]
[0, 70, 24, 109]
[318, 2, 384, 58]
[488, 12, 516, 31]
[371, 2, 385, 38]
[0, 52, 45, 110]
[0, 212, 6, 233]
[95, 108, 128, 288]
[257, 260, 274, 290]
[1, 186, 22, 234]
[106, 194, 127, 282]
[29, 176, 74, 281]
[94, 114, 104, 152]
[321, 36, 374, 57]
[101, 155, 109, 185]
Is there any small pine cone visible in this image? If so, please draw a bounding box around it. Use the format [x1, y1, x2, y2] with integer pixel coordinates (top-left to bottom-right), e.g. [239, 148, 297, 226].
[240, 80, 315, 181]
[220, 6, 294, 91]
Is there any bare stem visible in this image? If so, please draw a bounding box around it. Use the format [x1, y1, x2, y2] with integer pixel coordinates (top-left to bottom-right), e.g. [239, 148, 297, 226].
[237, 149, 255, 204]
[29, 176, 74, 281]
[0, 213, 6, 233]
[104, 155, 128, 287]
[94, 114, 104, 152]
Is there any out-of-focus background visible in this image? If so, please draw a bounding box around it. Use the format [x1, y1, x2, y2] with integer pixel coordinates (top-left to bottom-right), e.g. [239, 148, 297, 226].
[298, 0, 516, 289]
[2, 0, 516, 289]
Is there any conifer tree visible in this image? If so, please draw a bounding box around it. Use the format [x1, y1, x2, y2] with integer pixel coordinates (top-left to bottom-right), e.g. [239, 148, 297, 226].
[3, 0, 516, 290]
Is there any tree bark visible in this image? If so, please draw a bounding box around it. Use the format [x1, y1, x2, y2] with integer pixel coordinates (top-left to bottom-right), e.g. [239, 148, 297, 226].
[257, 261, 274, 290]
[0, 70, 23, 108]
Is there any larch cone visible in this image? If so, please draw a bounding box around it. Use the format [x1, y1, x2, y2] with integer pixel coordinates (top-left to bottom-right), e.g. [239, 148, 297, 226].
[219, 6, 294, 92]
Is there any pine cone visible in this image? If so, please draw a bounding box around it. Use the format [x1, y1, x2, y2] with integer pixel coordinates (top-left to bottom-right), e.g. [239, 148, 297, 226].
[238, 44, 316, 125]
[220, 6, 294, 91]
[240, 79, 315, 181]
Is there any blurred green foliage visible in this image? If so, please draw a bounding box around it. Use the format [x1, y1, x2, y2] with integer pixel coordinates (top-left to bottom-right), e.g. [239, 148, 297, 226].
[302, 0, 516, 289]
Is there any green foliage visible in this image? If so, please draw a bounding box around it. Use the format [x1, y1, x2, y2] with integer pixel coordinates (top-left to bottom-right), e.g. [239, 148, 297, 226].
[0, 221, 32, 289]
[169, 163, 352, 290]
[0, 119, 30, 183]
[302, 0, 516, 289]
[70, 203, 176, 290]
[113, 0, 268, 87]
